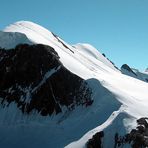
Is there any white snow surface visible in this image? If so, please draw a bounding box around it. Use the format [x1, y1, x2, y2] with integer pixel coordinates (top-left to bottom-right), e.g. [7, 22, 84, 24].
[0, 21, 148, 148]
[0, 31, 32, 49]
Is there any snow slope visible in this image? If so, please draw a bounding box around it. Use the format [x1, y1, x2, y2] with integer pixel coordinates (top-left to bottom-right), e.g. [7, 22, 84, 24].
[0, 31, 32, 49]
[0, 21, 148, 148]
[2, 21, 119, 78]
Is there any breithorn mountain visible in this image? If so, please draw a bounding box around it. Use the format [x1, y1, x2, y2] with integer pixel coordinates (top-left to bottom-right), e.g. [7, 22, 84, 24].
[0, 21, 148, 148]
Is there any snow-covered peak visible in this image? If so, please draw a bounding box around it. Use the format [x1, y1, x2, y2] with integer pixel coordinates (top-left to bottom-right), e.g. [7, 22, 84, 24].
[74, 43, 101, 59]
[1, 21, 148, 148]
[3, 21, 73, 51]
[74, 43, 118, 72]
[0, 20, 119, 78]
[4, 21, 50, 33]
[3, 21, 57, 46]
[4, 21, 51, 34]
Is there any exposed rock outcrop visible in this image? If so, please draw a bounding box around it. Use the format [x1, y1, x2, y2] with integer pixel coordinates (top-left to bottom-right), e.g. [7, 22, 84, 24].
[114, 117, 148, 148]
[121, 64, 137, 76]
[86, 131, 104, 148]
[0, 44, 92, 116]
[121, 64, 148, 83]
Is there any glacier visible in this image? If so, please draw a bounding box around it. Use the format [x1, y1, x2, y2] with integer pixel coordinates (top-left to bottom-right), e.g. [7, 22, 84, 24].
[0, 21, 148, 148]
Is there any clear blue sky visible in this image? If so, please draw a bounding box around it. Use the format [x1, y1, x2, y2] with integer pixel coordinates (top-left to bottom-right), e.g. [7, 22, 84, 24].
[0, 0, 148, 71]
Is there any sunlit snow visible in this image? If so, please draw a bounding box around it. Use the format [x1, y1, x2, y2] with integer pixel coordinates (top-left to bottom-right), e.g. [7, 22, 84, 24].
[0, 21, 148, 148]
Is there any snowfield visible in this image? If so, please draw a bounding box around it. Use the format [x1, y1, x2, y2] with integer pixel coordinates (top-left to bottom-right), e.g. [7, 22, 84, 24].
[0, 21, 148, 148]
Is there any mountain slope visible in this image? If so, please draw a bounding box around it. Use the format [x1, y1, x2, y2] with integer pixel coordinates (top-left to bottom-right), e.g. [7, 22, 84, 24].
[0, 21, 148, 148]
[121, 64, 148, 82]
[0, 31, 32, 49]
[0, 44, 92, 116]
[2, 21, 119, 77]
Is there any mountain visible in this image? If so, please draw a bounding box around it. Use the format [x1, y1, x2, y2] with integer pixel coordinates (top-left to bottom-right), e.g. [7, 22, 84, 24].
[0, 21, 148, 148]
[121, 64, 148, 82]
[0, 44, 92, 116]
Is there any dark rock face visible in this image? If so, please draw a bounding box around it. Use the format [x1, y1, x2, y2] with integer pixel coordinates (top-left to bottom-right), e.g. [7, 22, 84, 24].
[51, 32, 74, 53]
[121, 64, 137, 76]
[114, 117, 148, 148]
[87, 117, 148, 148]
[145, 78, 148, 82]
[86, 131, 104, 148]
[103, 54, 119, 70]
[0, 44, 92, 116]
[121, 64, 148, 83]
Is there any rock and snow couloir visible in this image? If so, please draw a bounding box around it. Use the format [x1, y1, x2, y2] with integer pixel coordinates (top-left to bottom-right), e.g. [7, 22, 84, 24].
[0, 21, 148, 148]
